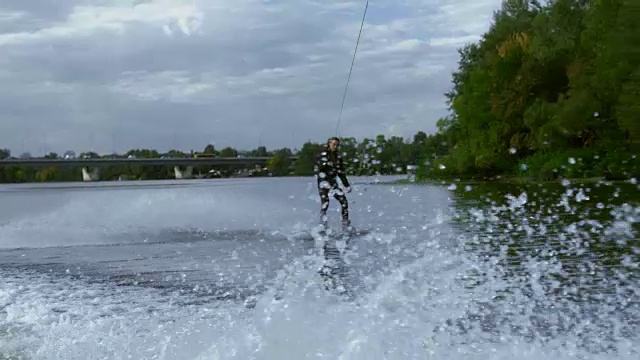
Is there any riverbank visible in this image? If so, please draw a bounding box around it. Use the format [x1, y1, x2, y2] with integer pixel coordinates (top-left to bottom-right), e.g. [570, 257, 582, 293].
[382, 175, 638, 187]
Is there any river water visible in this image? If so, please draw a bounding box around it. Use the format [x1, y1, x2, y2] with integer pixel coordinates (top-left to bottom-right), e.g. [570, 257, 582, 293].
[0, 176, 637, 359]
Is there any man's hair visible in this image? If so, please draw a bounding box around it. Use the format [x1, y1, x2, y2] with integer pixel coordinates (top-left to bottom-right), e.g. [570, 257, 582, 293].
[327, 137, 340, 145]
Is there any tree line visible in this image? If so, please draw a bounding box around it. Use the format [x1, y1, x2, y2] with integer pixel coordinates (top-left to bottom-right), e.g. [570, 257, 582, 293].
[0, 134, 431, 182]
[418, 0, 639, 181]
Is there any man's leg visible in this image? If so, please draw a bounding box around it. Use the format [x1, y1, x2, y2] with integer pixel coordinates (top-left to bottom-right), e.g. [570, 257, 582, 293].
[318, 186, 330, 227]
[333, 190, 351, 231]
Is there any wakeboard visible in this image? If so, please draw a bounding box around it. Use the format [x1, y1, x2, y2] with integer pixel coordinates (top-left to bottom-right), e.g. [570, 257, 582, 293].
[330, 228, 370, 240]
[300, 226, 371, 241]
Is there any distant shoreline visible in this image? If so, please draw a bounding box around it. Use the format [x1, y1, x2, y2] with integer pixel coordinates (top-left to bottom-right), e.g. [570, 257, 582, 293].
[377, 176, 637, 187]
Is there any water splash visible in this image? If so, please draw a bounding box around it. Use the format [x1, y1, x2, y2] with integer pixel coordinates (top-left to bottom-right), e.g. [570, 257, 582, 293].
[0, 179, 637, 359]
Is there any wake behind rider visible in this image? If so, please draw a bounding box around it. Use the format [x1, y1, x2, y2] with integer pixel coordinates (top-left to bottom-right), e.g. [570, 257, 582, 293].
[314, 137, 353, 233]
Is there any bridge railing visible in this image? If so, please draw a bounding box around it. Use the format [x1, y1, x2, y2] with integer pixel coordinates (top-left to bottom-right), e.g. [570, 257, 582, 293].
[0, 156, 298, 168]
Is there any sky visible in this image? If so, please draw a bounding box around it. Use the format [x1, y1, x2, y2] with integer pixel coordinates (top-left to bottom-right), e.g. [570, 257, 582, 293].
[0, 0, 502, 156]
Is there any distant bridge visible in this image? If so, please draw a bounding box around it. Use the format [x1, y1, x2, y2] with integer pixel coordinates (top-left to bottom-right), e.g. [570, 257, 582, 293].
[0, 156, 298, 181]
[0, 156, 297, 168]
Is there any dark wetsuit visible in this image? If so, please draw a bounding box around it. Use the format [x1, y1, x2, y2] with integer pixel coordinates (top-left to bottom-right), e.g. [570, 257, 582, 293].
[313, 148, 351, 227]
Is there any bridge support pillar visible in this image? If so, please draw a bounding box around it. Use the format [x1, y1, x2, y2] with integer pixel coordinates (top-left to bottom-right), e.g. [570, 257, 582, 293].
[81, 167, 100, 181]
[174, 166, 194, 179]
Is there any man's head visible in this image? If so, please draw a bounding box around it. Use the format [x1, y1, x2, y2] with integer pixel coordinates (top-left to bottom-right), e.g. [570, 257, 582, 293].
[327, 137, 340, 152]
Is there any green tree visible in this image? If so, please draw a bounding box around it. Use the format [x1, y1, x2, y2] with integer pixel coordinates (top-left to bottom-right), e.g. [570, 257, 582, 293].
[219, 147, 238, 157]
[417, 0, 640, 181]
[251, 146, 269, 157]
[202, 144, 217, 155]
[267, 148, 293, 176]
[294, 141, 323, 175]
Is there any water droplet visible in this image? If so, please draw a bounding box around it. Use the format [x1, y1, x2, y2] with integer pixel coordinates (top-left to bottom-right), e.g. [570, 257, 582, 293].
[575, 188, 589, 202]
[510, 148, 517, 154]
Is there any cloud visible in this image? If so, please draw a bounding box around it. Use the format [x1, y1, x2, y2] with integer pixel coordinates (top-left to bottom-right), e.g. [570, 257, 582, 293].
[0, 0, 502, 155]
[0, 1, 203, 46]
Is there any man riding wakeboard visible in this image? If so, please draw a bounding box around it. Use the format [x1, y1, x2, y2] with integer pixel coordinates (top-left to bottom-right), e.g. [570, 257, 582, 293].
[314, 137, 354, 234]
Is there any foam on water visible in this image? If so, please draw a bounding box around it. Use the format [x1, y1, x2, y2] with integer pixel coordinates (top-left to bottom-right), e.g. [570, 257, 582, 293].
[0, 179, 317, 249]
[0, 268, 255, 360]
[0, 179, 638, 359]
[3, 227, 636, 359]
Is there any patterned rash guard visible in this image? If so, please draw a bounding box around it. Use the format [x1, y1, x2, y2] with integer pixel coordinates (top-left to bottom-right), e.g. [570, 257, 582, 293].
[314, 148, 350, 188]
